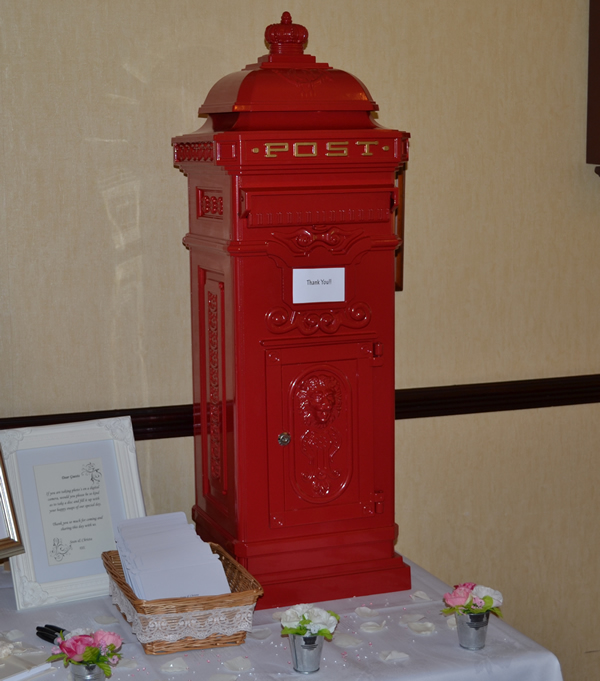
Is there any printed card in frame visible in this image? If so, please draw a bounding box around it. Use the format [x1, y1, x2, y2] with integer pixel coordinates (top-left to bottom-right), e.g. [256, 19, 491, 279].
[0, 416, 145, 610]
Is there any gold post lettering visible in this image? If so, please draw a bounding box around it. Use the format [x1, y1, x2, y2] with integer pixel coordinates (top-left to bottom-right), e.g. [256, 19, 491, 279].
[356, 140, 379, 156]
[325, 141, 349, 157]
[293, 142, 318, 157]
[264, 142, 290, 158]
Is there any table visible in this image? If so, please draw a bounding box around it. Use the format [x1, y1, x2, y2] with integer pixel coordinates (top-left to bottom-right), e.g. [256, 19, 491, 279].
[0, 559, 563, 681]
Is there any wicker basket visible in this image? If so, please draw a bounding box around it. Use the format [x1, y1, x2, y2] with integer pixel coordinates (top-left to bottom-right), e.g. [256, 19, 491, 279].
[101, 544, 263, 654]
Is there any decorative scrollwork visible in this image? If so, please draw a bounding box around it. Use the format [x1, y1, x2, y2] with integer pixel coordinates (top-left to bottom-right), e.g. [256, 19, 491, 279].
[292, 226, 344, 249]
[17, 570, 55, 608]
[266, 302, 371, 335]
[207, 292, 222, 483]
[174, 142, 214, 163]
[0, 428, 27, 463]
[279, 69, 334, 90]
[99, 417, 136, 455]
[271, 224, 364, 255]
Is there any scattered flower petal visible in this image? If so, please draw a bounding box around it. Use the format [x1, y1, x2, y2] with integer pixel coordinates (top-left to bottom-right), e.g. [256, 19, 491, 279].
[410, 591, 431, 601]
[408, 621, 436, 635]
[159, 657, 189, 673]
[379, 650, 409, 662]
[359, 621, 386, 633]
[399, 613, 425, 627]
[94, 616, 119, 625]
[223, 656, 251, 672]
[332, 634, 364, 648]
[5, 632, 24, 642]
[355, 607, 379, 618]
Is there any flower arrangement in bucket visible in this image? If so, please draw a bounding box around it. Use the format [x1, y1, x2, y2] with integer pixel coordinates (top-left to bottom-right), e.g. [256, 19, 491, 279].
[46, 630, 123, 679]
[441, 583, 503, 650]
[280, 604, 340, 673]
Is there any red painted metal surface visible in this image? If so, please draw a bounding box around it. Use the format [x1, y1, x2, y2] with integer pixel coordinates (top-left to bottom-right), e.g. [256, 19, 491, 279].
[173, 12, 411, 609]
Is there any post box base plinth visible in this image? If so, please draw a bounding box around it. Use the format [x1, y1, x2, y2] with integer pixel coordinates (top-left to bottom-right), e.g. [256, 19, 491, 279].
[252, 554, 412, 610]
[192, 504, 411, 609]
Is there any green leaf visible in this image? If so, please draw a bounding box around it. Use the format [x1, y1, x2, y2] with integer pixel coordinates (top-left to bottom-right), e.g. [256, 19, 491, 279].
[281, 625, 308, 637]
[316, 628, 333, 640]
[82, 649, 99, 665]
[98, 662, 112, 679]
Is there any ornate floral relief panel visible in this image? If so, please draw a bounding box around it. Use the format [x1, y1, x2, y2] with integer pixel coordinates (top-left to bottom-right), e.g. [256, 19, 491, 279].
[201, 273, 230, 515]
[291, 369, 351, 503]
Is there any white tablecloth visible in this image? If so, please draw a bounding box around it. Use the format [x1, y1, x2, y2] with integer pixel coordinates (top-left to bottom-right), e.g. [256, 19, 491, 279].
[0, 559, 563, 681]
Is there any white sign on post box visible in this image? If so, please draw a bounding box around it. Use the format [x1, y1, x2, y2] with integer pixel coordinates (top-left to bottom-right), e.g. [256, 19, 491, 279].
[292, 267, 345, 304]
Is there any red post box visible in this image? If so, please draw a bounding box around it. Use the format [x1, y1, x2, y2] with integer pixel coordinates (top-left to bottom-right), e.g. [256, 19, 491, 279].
[172, 12, 411, 608]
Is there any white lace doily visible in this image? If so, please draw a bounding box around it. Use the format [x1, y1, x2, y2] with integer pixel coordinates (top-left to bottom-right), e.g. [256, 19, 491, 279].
[108, 579, 255, 643]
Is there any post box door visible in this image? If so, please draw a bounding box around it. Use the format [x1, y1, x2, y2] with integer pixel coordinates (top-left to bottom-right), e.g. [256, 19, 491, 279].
[265, 337, 378, 529]
[190, 251, 237, 539]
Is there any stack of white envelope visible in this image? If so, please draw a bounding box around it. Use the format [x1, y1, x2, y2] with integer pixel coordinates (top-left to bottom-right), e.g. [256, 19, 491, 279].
[116, 513, 231, 600]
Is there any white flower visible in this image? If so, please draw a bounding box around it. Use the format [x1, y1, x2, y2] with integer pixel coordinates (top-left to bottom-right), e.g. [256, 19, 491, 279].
[472, 585, 503, 608]
[0, 643, 14, 659]
[281, 604, 312, 629]
[304, 607, 338, 635]
[280, 604, 338, 636]
[64, 628, 94, 640]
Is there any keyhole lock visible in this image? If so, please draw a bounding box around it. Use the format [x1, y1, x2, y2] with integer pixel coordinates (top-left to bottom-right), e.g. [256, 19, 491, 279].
[278, 432, 291, 446]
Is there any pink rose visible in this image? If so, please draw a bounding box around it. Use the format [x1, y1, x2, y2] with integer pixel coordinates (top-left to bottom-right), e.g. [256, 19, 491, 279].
[92, 631, 122, 652]
[443, 586, 473, 608]
[455, 582, 477, 591]
[59, 635, 94, 662]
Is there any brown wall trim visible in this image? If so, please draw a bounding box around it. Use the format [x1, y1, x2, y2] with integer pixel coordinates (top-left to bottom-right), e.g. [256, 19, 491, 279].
[0, 404, 194, 441]
[394, 374, 600, 419]
[1, 374, 599, 440]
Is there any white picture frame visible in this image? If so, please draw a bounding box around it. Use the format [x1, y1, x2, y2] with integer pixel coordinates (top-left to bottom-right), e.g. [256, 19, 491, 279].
[0, 417, 145, 610]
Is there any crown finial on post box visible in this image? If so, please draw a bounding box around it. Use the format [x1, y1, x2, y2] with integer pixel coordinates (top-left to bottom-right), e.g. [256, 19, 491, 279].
[265, 12, 308, 56]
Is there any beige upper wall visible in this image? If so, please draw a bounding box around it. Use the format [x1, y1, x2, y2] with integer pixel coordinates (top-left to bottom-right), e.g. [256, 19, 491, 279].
[1, 0, 598, 417]
[2, 5, 599, 679]
[394, 0, 600, 387]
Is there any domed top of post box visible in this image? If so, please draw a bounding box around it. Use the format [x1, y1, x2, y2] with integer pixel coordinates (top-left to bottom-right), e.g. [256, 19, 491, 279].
[198, 12, 379, 130]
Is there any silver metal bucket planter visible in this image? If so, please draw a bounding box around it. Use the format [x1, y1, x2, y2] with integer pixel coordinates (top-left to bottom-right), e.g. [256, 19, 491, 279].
[70, 665, 105, 681]
[456, 611, 490, 650]
[289, 634, 325, 673]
